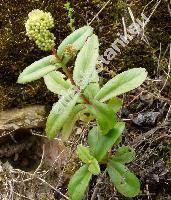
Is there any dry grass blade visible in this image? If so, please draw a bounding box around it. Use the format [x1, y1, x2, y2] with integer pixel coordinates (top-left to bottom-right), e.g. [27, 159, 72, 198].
[159, 43, 171, 93]
[88, 0, 111, 25]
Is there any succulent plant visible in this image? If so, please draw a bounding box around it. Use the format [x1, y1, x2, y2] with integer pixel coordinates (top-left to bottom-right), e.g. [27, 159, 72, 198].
[18, 10, 148, 199]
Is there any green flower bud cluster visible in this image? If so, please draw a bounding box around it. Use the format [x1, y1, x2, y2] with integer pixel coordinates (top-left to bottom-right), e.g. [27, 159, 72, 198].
[64, 44, 77, 58]
[25, 9, 56, 51]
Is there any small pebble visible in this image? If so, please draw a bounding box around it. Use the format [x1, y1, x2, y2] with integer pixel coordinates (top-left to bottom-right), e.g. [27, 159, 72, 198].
[133, 112, 160, 127]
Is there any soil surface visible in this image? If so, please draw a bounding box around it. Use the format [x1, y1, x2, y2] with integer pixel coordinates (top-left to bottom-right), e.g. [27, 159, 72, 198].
[0, 0, 171, 199]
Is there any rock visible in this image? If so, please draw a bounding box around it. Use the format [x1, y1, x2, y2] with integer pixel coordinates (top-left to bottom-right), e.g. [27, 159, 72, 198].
[133, 112, 160, 127]
[0, 105, 46, 137]
[0, 105, 70, 172]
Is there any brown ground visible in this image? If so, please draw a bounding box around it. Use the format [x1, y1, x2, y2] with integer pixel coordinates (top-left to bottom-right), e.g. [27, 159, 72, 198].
[0, 0, 170, 199]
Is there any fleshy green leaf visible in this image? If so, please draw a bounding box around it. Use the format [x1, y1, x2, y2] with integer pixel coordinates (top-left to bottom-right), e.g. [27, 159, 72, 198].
[73, 34, 99, 90]
[68, 165, 92, 200]
[44, 71, 71, 95]
[112, 146, 136, 164]
[83, 69, 100, 100]
[17, 55, 59, 84]
[76, 145, 100, 175]
[87, 100, 117, 135]
[72, 28, 94, 52]
[57, 26, 93, 57]
[61, 104, 85, 141]
[88, 158, 100, 175]
[76, 144, 93, 164]
[108, 97, 123, 113]
[88, 122, 125, 161]
[46, 89, 79, 139]
[95, 68, 148, 102]
[84, 82, 100, 100]
[89, 68, 99, 83]
[107, 160, 140, 197]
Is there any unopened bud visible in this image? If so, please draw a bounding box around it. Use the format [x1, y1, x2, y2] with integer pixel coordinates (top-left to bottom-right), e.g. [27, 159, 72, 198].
[64, 44, 77, 58]
[25, 9, 55, 51]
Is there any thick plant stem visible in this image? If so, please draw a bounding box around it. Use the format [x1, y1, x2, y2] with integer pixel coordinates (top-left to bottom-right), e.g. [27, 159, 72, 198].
[63, 66, 75, 85]
[53, 49, 92, 105]
[52, 48, 63, 62]
[80, 94, 92, 105]
[63, 66, 92, 105]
